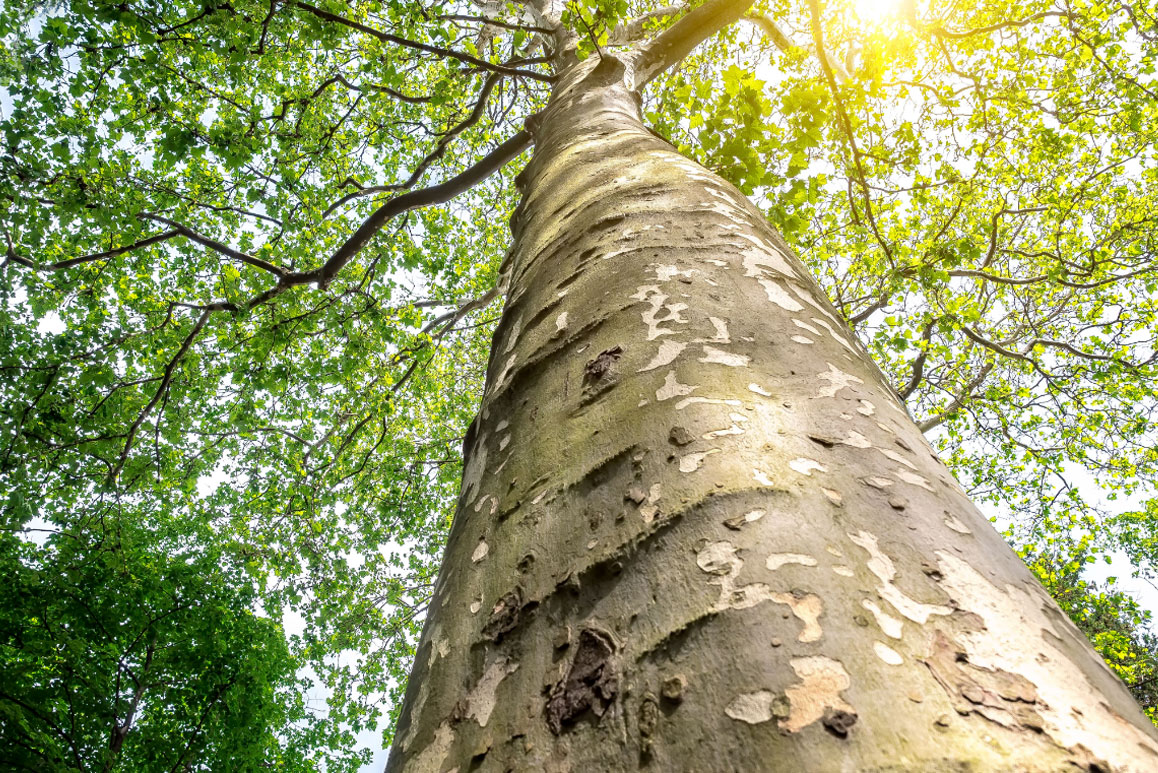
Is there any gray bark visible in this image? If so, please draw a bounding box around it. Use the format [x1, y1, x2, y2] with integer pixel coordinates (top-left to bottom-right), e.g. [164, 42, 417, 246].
[386, 53, 1158, 773]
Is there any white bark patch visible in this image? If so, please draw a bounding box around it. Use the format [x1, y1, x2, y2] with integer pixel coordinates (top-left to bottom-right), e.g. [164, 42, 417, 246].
[780, 656, 856, 733]
[863, 476, 895, 489]
[822, 488, 843, 505]
[699, 346, 750, 367]
[632, 285, 688, 340]
[944, 515, 972, 534]
[679, 448, 719, 472]
[789, 457, 826, 476]
[840, 431, 872, 448]
[696, 541, 777, 611]
[653, 264, 695, 282]
[498, 434, 511, 451]
[849, 530, 952, 624]
[436, 636, 450, 660]
[790, 335, 814, 345]
[807, 314, 860, 355]
[531, 489, 547, 505]
[771, 592, 824, 642]
[738, 509, 766, 525]
[766, 553, 819, 571]
[748, 383, 772, 397]
[502, 315, 524, 355]
[816, 363, 863, 398]
[471, 540, 489, 563]
[656, 370, 697, 401]
[675, 396, 742, 410]
[874, 641, 904, 666]
[878, 448, 915, 469]
[473, 494, 494, 513]
[706, 316, 731, 343]
[555, 311, 568, 331]
[639, 340, 686, 372]
[894, 469, 934, 490]
[876, 421, 895, 434]
[792, 319, 821, 335]
[753, 469, 776, 486]
[494, 354, 518, 392]
[740, 241, 797, 279]
[725, 690, 777, 724]
[404, 722, 453, 773]
[857, 400, 875, 416]
[703, 424, 745, 439]
[827, 546, 843, 557]
[935, 551, 1158, 768]
[832, 566, 854, 577]
[862, 599, 905, 639]
[753, 278, 805, 311]
[640, 484, 662, 522]
[466, 657, 519, 727]
[470, 597, 482, 614]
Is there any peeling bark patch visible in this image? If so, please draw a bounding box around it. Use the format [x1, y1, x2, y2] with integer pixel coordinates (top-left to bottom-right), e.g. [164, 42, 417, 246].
[545, 628, 618, 734]
[822, 488, 843, 506]
[789, 457, 826, 476]
[471, 540, 489, 563]
[639, 340, 686, 372]
[923, 629, 1043, 731]
[771, 591, 824, 643]
[832, 565, 854, 577]
[874, 641, 904, 666]
[466, 657, 520, 727]
[849, 530, 952, 624]
[816, 364, 863, 398]
[780, 656, 857, 734]
[766, 553, 818, 571]
[632, 285, 688, 340]
[748, 383, 772, 397]
[934, 551, 1158, 767]
[724, 509, 766, 530]
[862, 599, 904, 639]
[657, 370, 696, 401]
[699, 345, 750, 367]
[405, 722, 454, 773]
[725, 690, 780, 724]
[696, 541, 777, 611]
[944, 515, 972, 534]
[679, 448, 719, 472]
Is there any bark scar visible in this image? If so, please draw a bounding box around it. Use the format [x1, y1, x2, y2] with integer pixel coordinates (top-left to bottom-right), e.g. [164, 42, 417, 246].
[545, 627, 619, 734]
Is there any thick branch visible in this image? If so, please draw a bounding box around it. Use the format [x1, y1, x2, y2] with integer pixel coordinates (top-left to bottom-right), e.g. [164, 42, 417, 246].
[634, 0, 754, 85]
[140, 215, 289, 278]
[5, 230, 181, 271]
[323, 72, 505, 218]
[305, 130, 532, 289]
[291, 1, 554, 83]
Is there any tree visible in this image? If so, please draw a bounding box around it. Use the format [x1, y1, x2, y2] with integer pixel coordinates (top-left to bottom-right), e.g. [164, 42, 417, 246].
[2, 0, 1158, 769]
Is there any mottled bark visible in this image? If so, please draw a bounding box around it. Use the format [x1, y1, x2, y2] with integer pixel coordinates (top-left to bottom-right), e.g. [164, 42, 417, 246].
[387, 55, 1158, 773]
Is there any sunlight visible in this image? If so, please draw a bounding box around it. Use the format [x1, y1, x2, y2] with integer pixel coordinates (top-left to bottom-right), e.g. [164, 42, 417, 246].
[852, 0, 904, 23]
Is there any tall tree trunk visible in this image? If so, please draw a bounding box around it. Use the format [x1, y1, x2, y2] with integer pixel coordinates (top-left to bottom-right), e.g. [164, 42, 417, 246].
[387, 55, 1158, 773]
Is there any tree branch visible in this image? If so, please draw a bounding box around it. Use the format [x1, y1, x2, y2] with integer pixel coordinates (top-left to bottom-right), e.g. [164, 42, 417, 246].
[634, 0, 754, 85]
[109, 310, 211, 483]
[291, 1, 554, 83]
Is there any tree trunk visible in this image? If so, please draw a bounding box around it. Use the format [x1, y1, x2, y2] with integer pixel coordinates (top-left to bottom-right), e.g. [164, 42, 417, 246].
[387, 55, 1158, 773]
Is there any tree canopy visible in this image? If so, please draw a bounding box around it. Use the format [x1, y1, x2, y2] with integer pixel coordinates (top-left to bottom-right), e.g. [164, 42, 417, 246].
[2, 0, 1158, 767]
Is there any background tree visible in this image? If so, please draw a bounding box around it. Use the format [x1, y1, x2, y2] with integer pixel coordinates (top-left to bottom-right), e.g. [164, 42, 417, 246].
[1, 0, 1158, 768]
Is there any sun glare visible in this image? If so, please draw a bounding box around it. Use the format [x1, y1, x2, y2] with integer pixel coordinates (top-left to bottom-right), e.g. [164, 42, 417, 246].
[852, 0, 904, 23]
